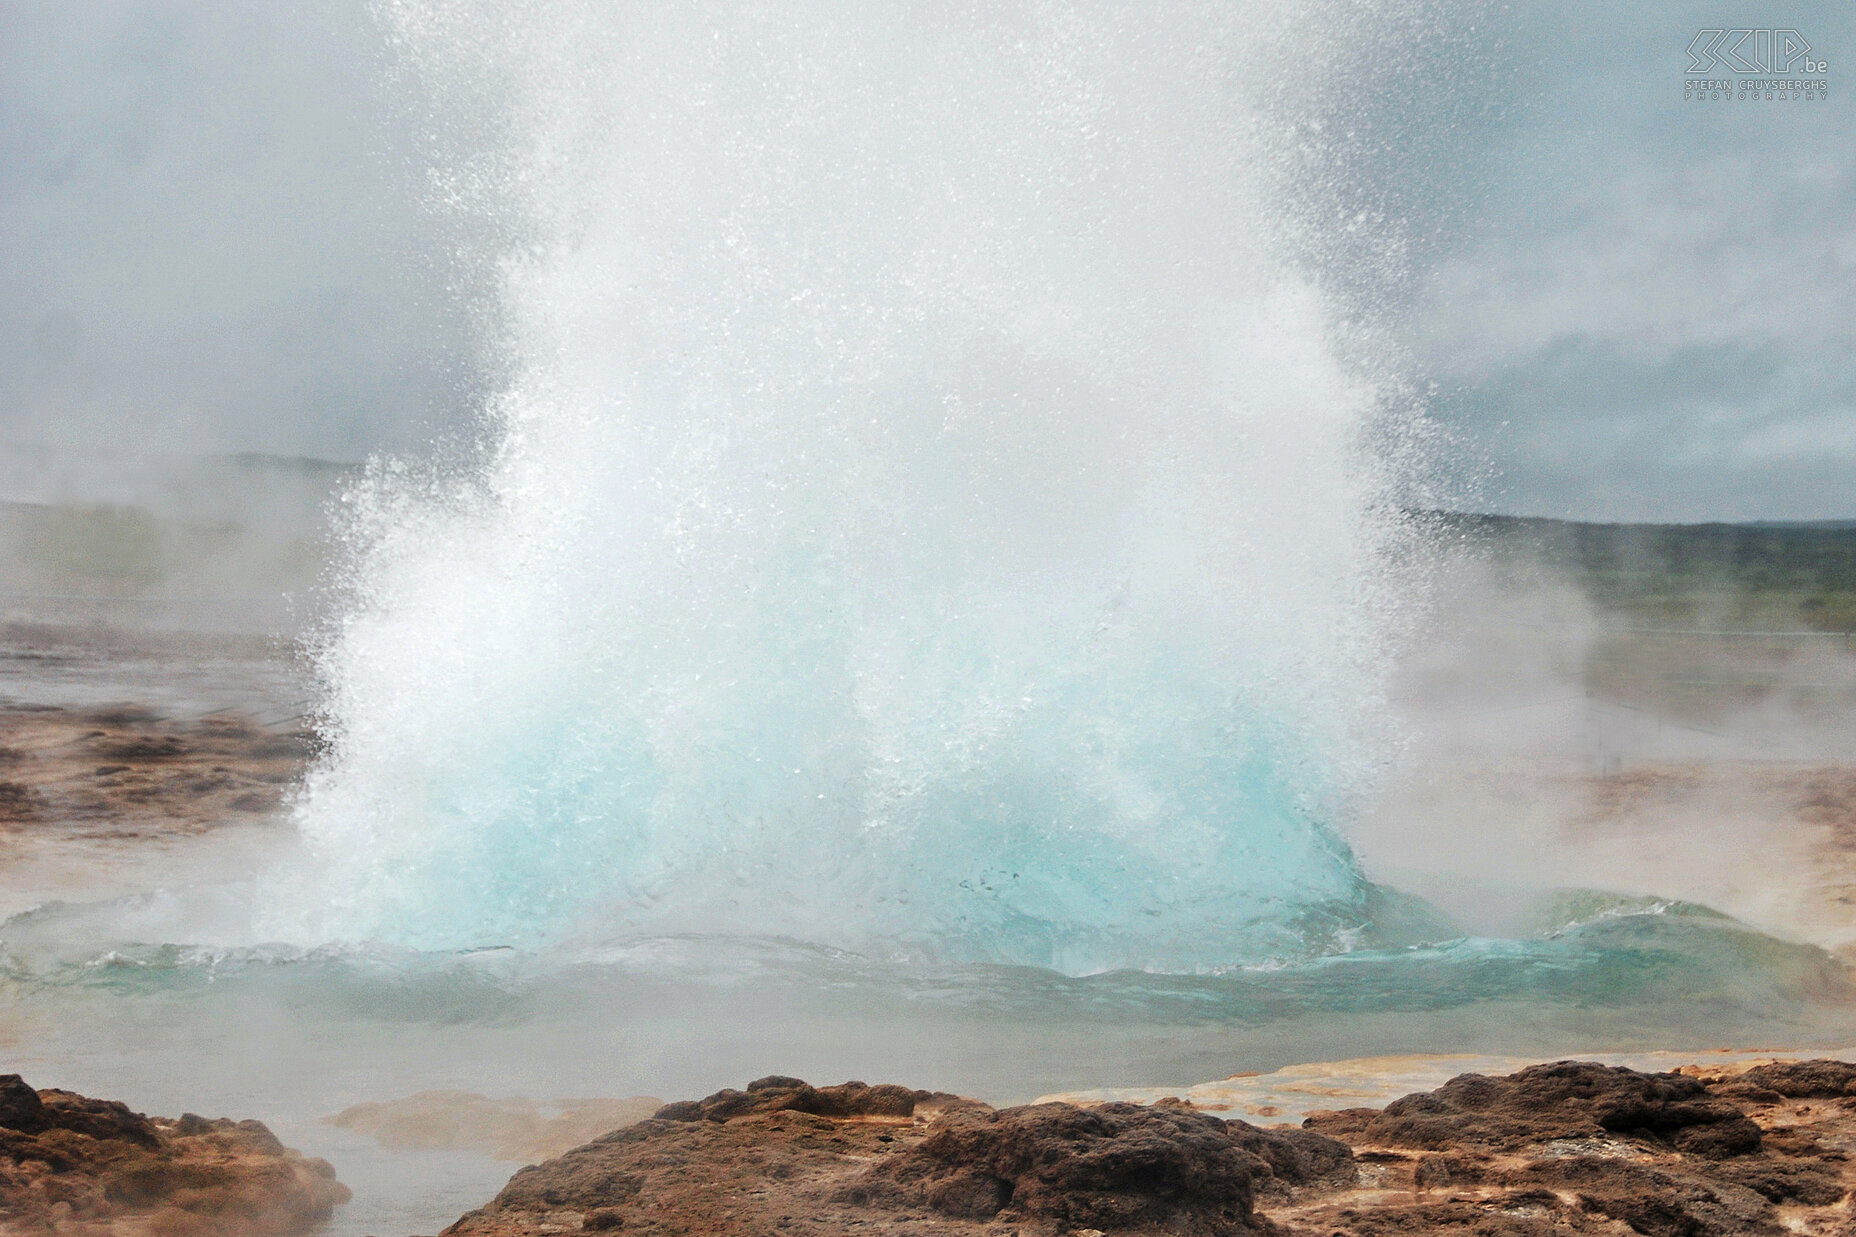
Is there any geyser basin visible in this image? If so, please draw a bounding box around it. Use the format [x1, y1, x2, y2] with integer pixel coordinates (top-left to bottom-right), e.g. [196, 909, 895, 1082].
[258, 0, 1416, 970]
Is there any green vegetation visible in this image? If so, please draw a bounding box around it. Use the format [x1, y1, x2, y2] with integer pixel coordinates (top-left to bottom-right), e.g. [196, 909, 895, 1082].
[1425, 512, 1856, 633]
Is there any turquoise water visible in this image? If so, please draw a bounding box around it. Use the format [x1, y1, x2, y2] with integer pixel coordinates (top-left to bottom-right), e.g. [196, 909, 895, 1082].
[7, 889, 1849, 1065]
[5, 883, 1853, 1235]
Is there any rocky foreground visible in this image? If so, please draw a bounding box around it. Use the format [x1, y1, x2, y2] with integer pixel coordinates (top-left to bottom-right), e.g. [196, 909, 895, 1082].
[435, 1063, 1856, 1237]
[10, 1060, 1856, 1234]
[0, 1075, 348, 1236]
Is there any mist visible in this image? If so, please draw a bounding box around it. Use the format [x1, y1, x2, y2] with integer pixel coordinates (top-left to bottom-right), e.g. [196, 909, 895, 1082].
[1357, 519, 1856, 955]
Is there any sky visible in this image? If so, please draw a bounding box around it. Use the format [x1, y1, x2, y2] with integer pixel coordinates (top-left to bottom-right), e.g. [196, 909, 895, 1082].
[1406, 3, 1856, 521]
[0, 1, 481, 467]
[0, 0, 1851, 522]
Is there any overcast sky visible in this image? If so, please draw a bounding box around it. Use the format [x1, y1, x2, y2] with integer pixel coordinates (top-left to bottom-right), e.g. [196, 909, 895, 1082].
[1409, 2, 1856, 521]
[1, 0, 1850, 521]
[0, 0, 481, 467]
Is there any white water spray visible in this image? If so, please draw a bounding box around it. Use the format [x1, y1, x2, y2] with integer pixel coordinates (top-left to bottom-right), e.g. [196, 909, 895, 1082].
[260, 0, 1422, 972]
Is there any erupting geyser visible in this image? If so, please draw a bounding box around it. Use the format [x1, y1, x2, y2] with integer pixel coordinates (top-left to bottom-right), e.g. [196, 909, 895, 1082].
[259, 1, 1423, 972]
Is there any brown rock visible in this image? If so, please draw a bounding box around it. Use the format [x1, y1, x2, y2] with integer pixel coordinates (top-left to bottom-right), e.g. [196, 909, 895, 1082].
[1306, 1060, 1762, 1158]
[1512, 1156, 1774, 1236]
[440, 1079, 1343, 1236]
[0, 1075, 48, 1133]
[651, 1076, 940, 1124]
[1735, 1058, 1856, 1098]
[1275, 1060, 1856, 1237]
[429, 1062, 1856, 1237]
[0, 1076, 349, 1235]
[0, 702, 310, 843]
[853, 1099, 1331, 1232]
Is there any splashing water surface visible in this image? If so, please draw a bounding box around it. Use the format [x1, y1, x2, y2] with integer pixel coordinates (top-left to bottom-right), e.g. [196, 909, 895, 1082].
[255, 1, 1421, 971]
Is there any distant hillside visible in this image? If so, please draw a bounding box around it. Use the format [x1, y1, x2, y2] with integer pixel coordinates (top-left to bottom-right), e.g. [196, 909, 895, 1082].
[1421, 512, 1856, 633]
